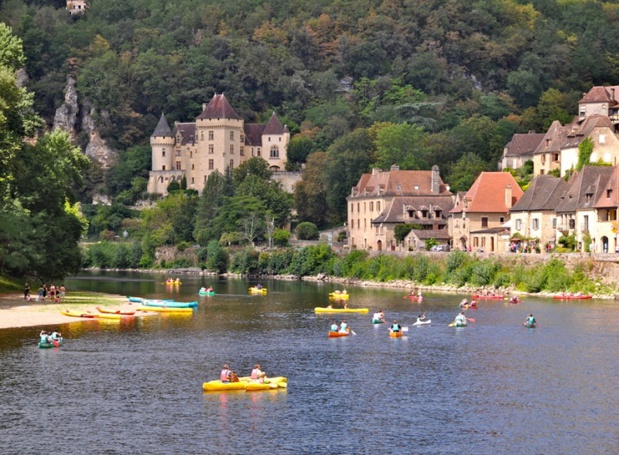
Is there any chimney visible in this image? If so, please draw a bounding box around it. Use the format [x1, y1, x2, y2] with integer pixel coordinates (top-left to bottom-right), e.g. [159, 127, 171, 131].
[372, 168, 382, 175]
[431, 165, 440, 194]
[505, 184, 513, 209]
[390, 164, 400, 171]
[612, 88, 616, 101]
[202, 103, 207, 110]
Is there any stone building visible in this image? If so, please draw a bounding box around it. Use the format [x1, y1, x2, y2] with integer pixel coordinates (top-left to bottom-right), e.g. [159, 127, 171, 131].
[66, 0, 87, 15]
[147, 94, 289, 196]
[499, 131, 544, 171]
[347, 165, 453, 251]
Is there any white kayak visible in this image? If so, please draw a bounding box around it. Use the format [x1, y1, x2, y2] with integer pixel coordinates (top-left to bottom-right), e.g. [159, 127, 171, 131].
[412, 319, 431, 326]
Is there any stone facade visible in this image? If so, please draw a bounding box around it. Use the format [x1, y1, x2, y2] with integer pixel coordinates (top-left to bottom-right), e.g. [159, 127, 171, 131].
[147, 94, 289, 196]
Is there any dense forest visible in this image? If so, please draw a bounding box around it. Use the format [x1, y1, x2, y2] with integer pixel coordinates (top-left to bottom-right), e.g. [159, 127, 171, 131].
[3, 0, 619, 278]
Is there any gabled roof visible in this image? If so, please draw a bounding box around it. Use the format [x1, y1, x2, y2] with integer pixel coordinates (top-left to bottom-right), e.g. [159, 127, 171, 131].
[172, 123, 196, 145]
[197, 93, 242, 120]
[595, 165, 619, 208]
[263, 113, 285, 135]
[350, 168, 451, 198]
[504, 132, 545, 158]
[563, 115, 615, 148]
[579, 86, 619, 105]
[151, 113, 173, 137]
[533, 120, 571, 155]
[556, 166, 614, 213]
[244, 123, 265, 146]
[510, 175, 570, 212]
[454, 172, 523, 213]
[372, 196, 454, 224]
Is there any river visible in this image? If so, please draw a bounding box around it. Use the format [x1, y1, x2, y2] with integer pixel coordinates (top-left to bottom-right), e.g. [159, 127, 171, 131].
[1, 271, 618, 454]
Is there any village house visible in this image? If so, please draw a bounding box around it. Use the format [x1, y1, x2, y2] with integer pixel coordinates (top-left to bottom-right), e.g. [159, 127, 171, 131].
[147, 94, 290, 196]
[594, 165, 619, 253]
[509, 175, 569, 250]
[555, 166, 614, 252]
[450, 172, 523, 253]
[532, 120, 570, 176]
[66, 0, 87, 15]
[499, 131, 544, 171]
[347, 165, 454, 251]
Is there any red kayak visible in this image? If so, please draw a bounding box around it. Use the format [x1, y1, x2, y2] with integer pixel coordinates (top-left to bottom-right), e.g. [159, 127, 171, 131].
[403, 295, 423, 301]
[328, 331, 350, 338]
[553, 295, 592, 300]
[471, 294, 504, 300]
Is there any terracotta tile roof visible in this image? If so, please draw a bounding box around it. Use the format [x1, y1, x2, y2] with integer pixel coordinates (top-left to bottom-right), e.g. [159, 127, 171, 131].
[455, 172, 523, 213]
[244, 123, 265, 146]
[197, 94, 242, 120]
[556, 166, 614, 213]
[595, 165, 619, 208]
[263, 113, 285, 135]
[533, 120, 571, 155]
[151, 113, 173, 137]
[350, 167, 451, 198]
[503, 132, 545, 158]
[372, 195, 455, 224]
[578, 86, 619, 105]
[173, 123, 196, 145]
[510, 175, 570, 212]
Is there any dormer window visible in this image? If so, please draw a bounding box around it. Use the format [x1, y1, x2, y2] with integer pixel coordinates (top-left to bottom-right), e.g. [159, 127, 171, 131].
[396, 185, 401, 191]
[407, 210, 415, 218]
[435, 210, 442, 218]
[585, 194, 592, 203]
[608, 189, 612, 198]
[421, 210, 428, 218]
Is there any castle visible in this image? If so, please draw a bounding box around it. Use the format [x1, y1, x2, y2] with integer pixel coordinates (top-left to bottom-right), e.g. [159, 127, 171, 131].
[147, 94, 289, 195]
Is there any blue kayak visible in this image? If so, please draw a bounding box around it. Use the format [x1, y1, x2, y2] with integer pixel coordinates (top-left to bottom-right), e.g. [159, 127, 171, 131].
[142, 299, 198, 308]
[127, 296, 174, 304]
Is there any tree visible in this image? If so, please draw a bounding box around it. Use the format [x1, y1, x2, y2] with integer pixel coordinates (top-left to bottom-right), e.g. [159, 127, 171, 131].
[232, 156, 271, 186]
[286, 136, 315, 170]
[296, 221, 319, 240]
[372, 123, 429, 170]
[447, 153, 492, 193]
[294, 151, 329, 227]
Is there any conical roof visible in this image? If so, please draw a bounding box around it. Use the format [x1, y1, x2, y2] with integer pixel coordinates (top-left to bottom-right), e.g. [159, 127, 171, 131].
[263, 112, 285, 135]
[151, 113, 173, 137]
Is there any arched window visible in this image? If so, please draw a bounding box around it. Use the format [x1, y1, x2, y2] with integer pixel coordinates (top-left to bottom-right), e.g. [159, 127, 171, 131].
[270, 146, 279, 158]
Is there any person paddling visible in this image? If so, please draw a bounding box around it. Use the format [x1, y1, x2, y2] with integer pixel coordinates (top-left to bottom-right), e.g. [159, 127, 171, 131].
[416, 314, 426, 324]
[390, 320, 401, 333]
[221, 364, 232, 383]
[524, 314, 536, 327]
[330, 321, 339, 332]
[454, 312, 467, 327]
[339, 320, 350, 333]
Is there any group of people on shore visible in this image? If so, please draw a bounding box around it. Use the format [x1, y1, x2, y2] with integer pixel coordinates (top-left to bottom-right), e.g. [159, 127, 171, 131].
[25, 283, 66, 302]
[220, 363, 267, 383]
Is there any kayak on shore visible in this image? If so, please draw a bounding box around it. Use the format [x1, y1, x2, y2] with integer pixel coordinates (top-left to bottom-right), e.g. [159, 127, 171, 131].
[96, 307, 136, 316]
[136, 306, 194, 313]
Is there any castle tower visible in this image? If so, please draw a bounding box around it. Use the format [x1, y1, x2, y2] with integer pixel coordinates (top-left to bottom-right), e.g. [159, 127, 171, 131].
[261, 112, 289, 171]
[195, 94, 245, 184]
[147, 113, 176, 194]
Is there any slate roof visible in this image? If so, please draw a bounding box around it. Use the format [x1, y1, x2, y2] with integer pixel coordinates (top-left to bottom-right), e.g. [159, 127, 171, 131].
[263, 113, 285, 135]
[453, 172, 523, 213]
[564, 115, 615, 149]
[503, 132, 545, 158]
[172, 123, 196, 145]
[595, 165, 619, 208]
[197, 94, 243, 120]
[555, 166, 614, 213]
[579, 86, 619, 105]
[151, 113, 173, 137]
[510, 175, 570, 212]
[372, 195, 455, 224]
[533, 120, 571, 155]
[244, 123, 265, 146]
[351, 168, 451, 198]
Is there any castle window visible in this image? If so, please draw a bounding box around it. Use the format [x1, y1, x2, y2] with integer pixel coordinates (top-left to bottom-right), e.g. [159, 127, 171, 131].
[257, 148, 261, 157]
[208, 159, 214, 170]
[240, 134, 244, 142]
[607, 189, 612, 198]
[270, 146, 279, 158]
[481, 217, 488, 228]
[201, 132, 204, 141]
[377, 202, 380, 211]
[240, 146, 244, 156]
[190, 151, 193, 158]
[162, 165, 166, 171]
[230, 131, 234, 140]
[176, 148, 181, 156]
[553, 154, 559, 161]
[208, 131, 213, 140]
[370, 202, 373, 211]
[600, 134, 606, 144]
[230, 145, 234, 154]
[230, 159, 234, 169]
[159, 177, 163, 183]
[279, 137, 281, 142]
[191, 177, 194, 184]
[191, 164, 195, 170]
[162, 148, 166, 157]
[209, 144, 214, 154]
[176, 161, 181, 170]
[351, 203, 354, 213]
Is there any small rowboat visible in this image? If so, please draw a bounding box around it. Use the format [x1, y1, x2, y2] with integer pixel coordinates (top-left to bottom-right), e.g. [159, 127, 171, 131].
[389, 331, 403, 338]
[329, 292, 350, 299]
[249, 287, 267, 294]
[552, 294, 592, 300]
[371, 319, 385, 324]
[412, 319, 432, 326]
[199, 290, 215, 296]
[136, 306, 194, 313]
[471, 294, 504, 300]
[38, 338, 62, 348]
[328, 331, 350, 338]
[96, 306, 136, 316]
[315, 307, 369, 313]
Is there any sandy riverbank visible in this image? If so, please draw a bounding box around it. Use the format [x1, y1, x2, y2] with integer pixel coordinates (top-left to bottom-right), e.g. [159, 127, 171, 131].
[0, 293, 144, 330]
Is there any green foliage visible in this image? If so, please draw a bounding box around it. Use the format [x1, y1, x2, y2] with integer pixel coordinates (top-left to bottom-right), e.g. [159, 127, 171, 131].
[394, 224, 415, 243]
[288, 244, 335, 277]
[576, 138, 594, 171]
[424, 238, 438, 251]
[229, 249, 260, 275]
[83, 241, 143, 269]
[206, 240, 228, 274]
[286, 136, 316, 170]
[372, 123, 428, 170]
[295, 222, 319, 240]
[258, 249, 295, 275]
[272, 228, 290, 247]
[558, 234, 577, 251]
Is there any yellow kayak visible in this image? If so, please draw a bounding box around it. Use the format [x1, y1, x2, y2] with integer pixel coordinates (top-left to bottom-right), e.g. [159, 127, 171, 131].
[136, 306, 194, 313]
[329, 292, 349, 299]
[314, 307, 369, 313]
[249, 287, 267, 294]
[203, 376, 287, 392]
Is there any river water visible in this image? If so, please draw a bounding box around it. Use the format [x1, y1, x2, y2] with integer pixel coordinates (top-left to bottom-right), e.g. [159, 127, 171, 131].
[1, 271, 618, 454]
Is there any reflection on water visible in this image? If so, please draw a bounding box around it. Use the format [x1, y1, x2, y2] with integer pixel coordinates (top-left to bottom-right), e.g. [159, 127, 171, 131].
[1, 271, 618, 453]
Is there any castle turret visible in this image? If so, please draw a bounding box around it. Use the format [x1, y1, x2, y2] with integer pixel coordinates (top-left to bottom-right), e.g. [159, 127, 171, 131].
[151, 113, 174, 172]
[262, 112, 289, 171]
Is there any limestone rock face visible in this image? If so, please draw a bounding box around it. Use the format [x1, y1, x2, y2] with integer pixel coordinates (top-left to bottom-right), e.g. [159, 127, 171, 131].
[82, 102, 118, 170]
[53, 75, 79, 141]
[16, 68, 29, 88]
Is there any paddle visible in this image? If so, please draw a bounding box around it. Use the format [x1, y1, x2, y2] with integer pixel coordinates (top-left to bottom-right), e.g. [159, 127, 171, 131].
[51, 339, 59, 347]
[467, 317, 476, 323]
[448, 323, 455, 327]
[350, 329, 357, 335]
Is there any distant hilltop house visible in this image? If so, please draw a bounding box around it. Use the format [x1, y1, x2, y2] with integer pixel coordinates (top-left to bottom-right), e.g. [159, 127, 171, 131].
[499, 131, 544, 170]
[147, 94, 290, 196]
[347, 165, 454, 251]
[66, 0, 88, 15]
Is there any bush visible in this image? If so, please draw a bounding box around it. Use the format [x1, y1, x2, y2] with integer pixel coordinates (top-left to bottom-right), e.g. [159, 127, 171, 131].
[230, 249, 260, 275]
[206, 240, 228, 273]
[295, 222, 319, 240]
[272, 229, 291, 247]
